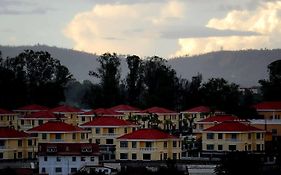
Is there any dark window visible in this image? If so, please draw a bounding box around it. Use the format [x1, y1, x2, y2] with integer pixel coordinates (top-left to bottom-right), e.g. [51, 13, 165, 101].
[173, 141, 177, 147]
[42, 168, 46, 173]
[173, 153, 177, 159]
[0, 153, 3, 159]
[91, 157, 95, 161]
[164, 141, 167, 148]
[0, 140, 5, 147]
[55, 167, 62, 173]
[28, 139, 32, 146]
[231, 133, 237, 140]
[18, 152, 22, 159]
[81, 157, 86, 161]
[124, 128, 127, 133]
[272, 129, 277, 136]
[38, 120, 43, 125]
[42, 133, 47, 140]
[57, 157, 61, 162]
[145, 142, 152, 148]
[143, 154, 151, 160]
[108, 128, 114, 134]
[120, 141, 128, 148]
[218, 133, 223, 139]
[218, 145, 223, 150]
[82, 116, 85, 122]
[106, 139, 113, 145]
[72, 157, 76, 161]
[55, 133, 61, 140]
[18, 140, 22, 147]
[120, 153, 128, 160]
[132, 153, 137, 160]
[44, 156, 48, 161]
[132, 141, 137, 148]
[72, 133, 76, 140]
[248, 133, 252, 139]
[164, 153, 167, 160]
[81, 133, 85, 139]
[256, 133, 261, 139]
[257, 144, 261, 151]
[207, 133, 214, 139]
[71, 168, 77, 173]
[96, 128, 100, 134]
[207, 144, 214, 150]
[28, 152, 32, 159]
[96, 139, 100, 144]
[229, 145, 236, 151]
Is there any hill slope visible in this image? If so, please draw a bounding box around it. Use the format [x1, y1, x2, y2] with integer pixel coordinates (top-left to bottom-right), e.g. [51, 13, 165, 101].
[0, 45, 280, 86]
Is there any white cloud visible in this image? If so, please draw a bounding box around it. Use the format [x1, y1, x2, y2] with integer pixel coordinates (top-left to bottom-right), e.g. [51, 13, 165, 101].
[63, 1, 186, 56]
[175, 1, 281, 56]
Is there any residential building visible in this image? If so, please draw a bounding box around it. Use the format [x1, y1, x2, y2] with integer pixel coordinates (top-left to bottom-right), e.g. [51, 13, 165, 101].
[13, 104, 49, 116]
[50, 105, 83, 126]
[202, 121, 265, 153]
[0, 127, 36, 160]
[26, 120, 89, 144]
[38, 143, 99, 175]
[18, 111, 66, 131]
[0, 108, 19, 129]
[116, 128, 182, 161]
[109, 104, 141, 120]
[80, 117, 139, 161]
[250, 119, 281, 137]
[253, 101, 281, 120]
[135, 107, 179, 130]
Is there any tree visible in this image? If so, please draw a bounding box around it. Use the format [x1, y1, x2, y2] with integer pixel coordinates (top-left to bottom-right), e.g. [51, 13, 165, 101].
[259, 60, 281, 101]
[89, 53, 121, 107]
[125, 55, 144, 106]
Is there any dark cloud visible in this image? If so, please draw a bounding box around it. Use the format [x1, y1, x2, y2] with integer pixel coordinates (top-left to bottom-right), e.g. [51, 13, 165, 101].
[160, 26, 259, 39]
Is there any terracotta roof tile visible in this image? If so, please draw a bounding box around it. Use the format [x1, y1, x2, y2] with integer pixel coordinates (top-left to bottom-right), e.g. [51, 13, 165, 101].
[27, 121, 86, 132]
[198, 115, 239, 123]
[80, 117, 136, 127]
[253, 101, 281, 110]
[0, 108, 16, 115]
[183, 106, 211, 113]
[24, 111, 62, 119]
[80, 108, 122, 116]
[139, 107, 177, 114]
[50, 105, 82, 113]
[118, 128, 178, 140]
[109, 104, 140, 112]
[0, 127, 30, 138]
[204, 121, 263, 132]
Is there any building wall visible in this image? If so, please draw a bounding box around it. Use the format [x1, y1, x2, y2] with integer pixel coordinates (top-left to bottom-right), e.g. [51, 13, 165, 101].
[257, 111, 281, 120]
[252, 123, 281, 137]
[0, 114, 19, 128]
[115, 139, 182, 161]
[202, 132, 265, 152]
[39, 155, 99, 175]
[34, 132, 89, 143]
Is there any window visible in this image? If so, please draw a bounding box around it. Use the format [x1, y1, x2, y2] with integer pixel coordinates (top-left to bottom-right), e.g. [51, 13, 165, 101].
[81, 157, 86, 161]
[42, 133, 47, 140]
[145, 142, 152, 148]
[248, 144, 252, 151]
[164, 153, 168, 160]
[206, 144, 214, 150]
[231, 133, 237, 140]
[28, 152, 32, 159]
[106, 139, 113, 145]
[143, 154, 151, 160]
[96, 139, 100, 144]
[229, 145, 236, 151]
[0, 140, 5, 147]
[218, 145, 223, 151]
[57, 157, 61, 162]
[272, 129, 277, 136]
[199, 124, 203, 129]
[173, 141, 177, 147]
[41, 168, 46, 173]
[173, 153, 177, 159]
[207, 133, 214, 139]
[44, 156, 48, 161]
[256, 133, 261, 139]
[132, 153, 137, 160]
[96, 128, 100, 134]
[18, 152, 22, 159]
[0, 153, 3, 159]
[132, 141, 137, 148]
[55, 133, 62, 140]
[28, 139, 32, 146]
[18, 140, 22, 147]
[39, 120, 43, 125]
[72, 157, 76, 161]
[218, 133, 223, 139]
[72, 133, 76, 140]
[21, 120, 24, 125]
[81, 133, 85, 139]
[82, 116, 85, 122]
[257, 144, 261, 151]
[71, 168, 77, 173]
[248, 133, 252, 140]
[55, 167, 62, 173]
[120, 141, 128, 148]
[120, 153, 128, 160]
[91, 157, 95, 161]
[124, 128, 127, 134]
[108, 128, 114, 134]
[163, 141, 167, 148]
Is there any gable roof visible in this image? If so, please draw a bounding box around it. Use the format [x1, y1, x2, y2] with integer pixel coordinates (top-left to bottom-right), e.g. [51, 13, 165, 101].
[182, 106, 211, 113]
[109, 104, 140, 112]
[139, 107, 177, 114]
[0, 108, 16, 115]
[253, 101, 281, 111]
[24, 111, 60, 119]
[15, 104, 49, 111]
[118, 128, 178, 140]
[27, 120, 86, 133]
[50, 105, 82, 113]
[204, 121, 263, 132]
[198, 115, 239, 123]
[80, 117, 137, 127]
[0, 127, 30, 138]
[38, 143, 99, 156]
[80, 108, 122, 116]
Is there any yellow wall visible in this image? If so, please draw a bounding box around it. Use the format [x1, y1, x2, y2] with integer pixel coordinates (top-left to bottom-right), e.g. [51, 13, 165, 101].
[0, 114, 19, 129]
[116, 139, 182, 161]
[33, 132, 89, 144]
[252, 123, 281, 137]
[257, 111, 281, 120]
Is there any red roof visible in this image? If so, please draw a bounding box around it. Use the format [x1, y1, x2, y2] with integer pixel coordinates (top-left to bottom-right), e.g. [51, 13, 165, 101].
[50, 105, 82, 113]
[204, 121, 263, 132]
[253, 101, 281, 110]
[118, 129, 178, 140]
[15, 104, 49, 111]
[80, 108, 122, 116]
[38, 143, 99, 156]
[27, 120, 86, 132]
[109, 104, 140, 112]
[24, 111, 59, 119]
[80, 117, 136, 127]
[183, 106, 211, 113]
[139, 107, 177, 114]
[0, 127, 30, 138]
[198, 115, 239, 123]
[0, 108, 15, 115]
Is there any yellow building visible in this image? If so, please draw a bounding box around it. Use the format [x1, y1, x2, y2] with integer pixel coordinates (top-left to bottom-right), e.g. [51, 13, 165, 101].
[0, 127, 36, 160]
[135, 107, 179, 130]
[116, 128, 182, 161]
[80, 116, 139, 160]
[49, 105, 83, 126]
[14, 104, 49, 116]
[18, 111, 66, 131]
[253, 101, 281, 120]
[0, 108, 19, 129]
[202, 121, 265, 153]
[26, 120, 89, 144]
[109, 104, 141, 120]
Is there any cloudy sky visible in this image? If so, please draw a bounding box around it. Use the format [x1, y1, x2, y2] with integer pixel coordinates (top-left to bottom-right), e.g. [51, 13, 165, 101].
[1, 0, 281, 58]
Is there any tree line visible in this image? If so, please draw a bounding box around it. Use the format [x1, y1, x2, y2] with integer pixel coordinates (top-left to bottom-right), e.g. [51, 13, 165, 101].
[1, 50, 281, 117]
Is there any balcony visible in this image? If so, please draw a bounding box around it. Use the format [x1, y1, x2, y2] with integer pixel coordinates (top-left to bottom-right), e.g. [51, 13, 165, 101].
[102, 133, 118, 137]
[140, 147, 157, 152]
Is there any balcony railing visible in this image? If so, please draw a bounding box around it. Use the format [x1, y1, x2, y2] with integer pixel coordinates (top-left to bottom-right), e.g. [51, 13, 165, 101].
[140, 147, 157, 152]
[102, 133, 117, 137]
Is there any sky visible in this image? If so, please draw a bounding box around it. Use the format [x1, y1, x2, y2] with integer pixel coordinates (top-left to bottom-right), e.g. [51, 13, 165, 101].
[1, 0, 281, 58]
